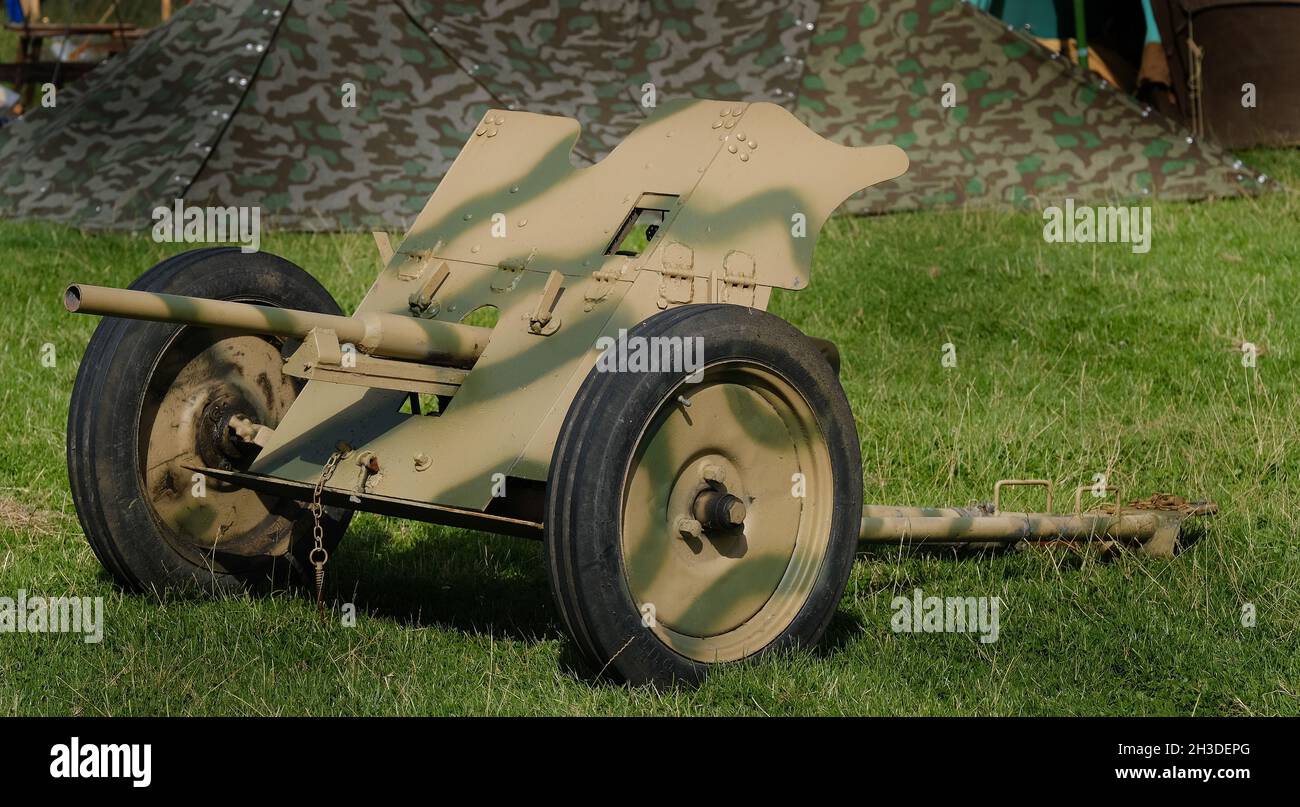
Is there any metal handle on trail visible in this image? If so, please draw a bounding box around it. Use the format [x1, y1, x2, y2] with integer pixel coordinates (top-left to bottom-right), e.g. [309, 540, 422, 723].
[1073, 484, 1123, 516]
[992, 479, 1054, 514]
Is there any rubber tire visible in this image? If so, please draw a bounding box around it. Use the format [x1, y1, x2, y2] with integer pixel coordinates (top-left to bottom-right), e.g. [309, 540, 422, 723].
[545, 304, 862, 687]
[67, 247, 352, 594]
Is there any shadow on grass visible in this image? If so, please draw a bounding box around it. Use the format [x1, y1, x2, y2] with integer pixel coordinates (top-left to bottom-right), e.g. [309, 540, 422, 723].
[326, 518, 564, 644]
[1173, 520, 1210, 555]
[813, 608, 867, 657]
[857, 542, 1115, 573]
[96, 513, 1149, 688]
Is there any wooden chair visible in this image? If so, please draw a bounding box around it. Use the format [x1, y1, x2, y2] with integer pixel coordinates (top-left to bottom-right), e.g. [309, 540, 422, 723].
[1, 1, 175, 110]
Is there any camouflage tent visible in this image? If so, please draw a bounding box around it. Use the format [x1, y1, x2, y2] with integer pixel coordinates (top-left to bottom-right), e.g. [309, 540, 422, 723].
[0, 0, 1263, 231]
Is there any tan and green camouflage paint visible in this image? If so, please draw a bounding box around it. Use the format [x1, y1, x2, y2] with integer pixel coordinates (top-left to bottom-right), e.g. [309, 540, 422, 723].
[241, 99, 905, 510]
[0, 0, 1264, 231]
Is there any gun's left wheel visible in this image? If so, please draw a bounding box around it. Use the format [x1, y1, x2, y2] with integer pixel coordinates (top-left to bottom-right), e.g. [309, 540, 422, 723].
[67, 248, 352, 593]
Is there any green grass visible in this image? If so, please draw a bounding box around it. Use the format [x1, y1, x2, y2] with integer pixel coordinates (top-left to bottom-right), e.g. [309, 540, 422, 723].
[2, 151, 1298, 715]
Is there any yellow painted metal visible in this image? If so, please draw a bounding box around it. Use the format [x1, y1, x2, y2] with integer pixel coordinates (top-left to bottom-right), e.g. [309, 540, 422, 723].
[65, 283, 490, 365]
[858, 503, 1189, 557]
[992, 479, 1053, 513]
[621, 362, 834, 662]
[66, 99, 909, 516]
[140, 330, 300, 566]
[243, 99, 905, 511]
[282, 332, 469, 396]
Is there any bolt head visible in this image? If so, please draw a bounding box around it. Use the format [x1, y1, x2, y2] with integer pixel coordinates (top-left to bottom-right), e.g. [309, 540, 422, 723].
[356, 451, 380, 472]
[724, 498, 747, 526]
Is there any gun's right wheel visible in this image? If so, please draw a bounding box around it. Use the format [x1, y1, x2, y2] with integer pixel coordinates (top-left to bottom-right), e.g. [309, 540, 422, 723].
[67, 248, 352, 593]
[545, 304, 862, 687]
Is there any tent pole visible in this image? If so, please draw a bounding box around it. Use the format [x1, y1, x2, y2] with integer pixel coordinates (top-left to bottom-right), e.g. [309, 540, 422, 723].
[1073, 0, 1089, 71]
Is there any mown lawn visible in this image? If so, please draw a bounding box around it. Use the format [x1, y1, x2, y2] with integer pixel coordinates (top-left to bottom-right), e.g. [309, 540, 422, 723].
[1, 149, 1297, 715]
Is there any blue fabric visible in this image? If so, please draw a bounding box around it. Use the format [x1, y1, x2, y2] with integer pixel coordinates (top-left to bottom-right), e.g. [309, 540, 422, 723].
[5, 0, 26, 23]
[1141, 0, 1162, 44]
[966, 0, 1066, 38]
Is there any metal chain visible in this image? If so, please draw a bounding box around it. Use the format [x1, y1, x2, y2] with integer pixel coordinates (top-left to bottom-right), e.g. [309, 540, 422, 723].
[309, 448, 345, 620]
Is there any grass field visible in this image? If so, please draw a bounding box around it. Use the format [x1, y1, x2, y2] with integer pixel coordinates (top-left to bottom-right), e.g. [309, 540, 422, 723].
[2, 150, 1298, 716]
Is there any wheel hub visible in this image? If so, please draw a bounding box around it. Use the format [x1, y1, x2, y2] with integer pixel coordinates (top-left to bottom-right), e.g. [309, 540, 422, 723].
[691, 488, 748, 531]
[141, 330, 299, 565]
[195, 396, 257, 469]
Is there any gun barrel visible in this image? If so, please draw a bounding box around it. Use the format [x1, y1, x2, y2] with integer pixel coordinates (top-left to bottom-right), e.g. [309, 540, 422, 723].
[64, 283, 490, 366]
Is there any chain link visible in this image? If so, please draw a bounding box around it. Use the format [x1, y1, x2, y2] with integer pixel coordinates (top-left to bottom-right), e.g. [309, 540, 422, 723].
[309, 448, 345, 620]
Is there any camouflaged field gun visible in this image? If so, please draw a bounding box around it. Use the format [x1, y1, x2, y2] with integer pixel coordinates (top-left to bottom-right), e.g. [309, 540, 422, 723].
[64, 100, 1211, 687]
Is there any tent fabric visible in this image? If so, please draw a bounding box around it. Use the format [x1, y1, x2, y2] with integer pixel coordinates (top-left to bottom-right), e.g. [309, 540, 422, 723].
[185, 1, 490, 230]
[183, 0, 812, 230]
[804, 0, 1259, 213]
[0, 0, 1263, 232]
[0, 1, 284, 227]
